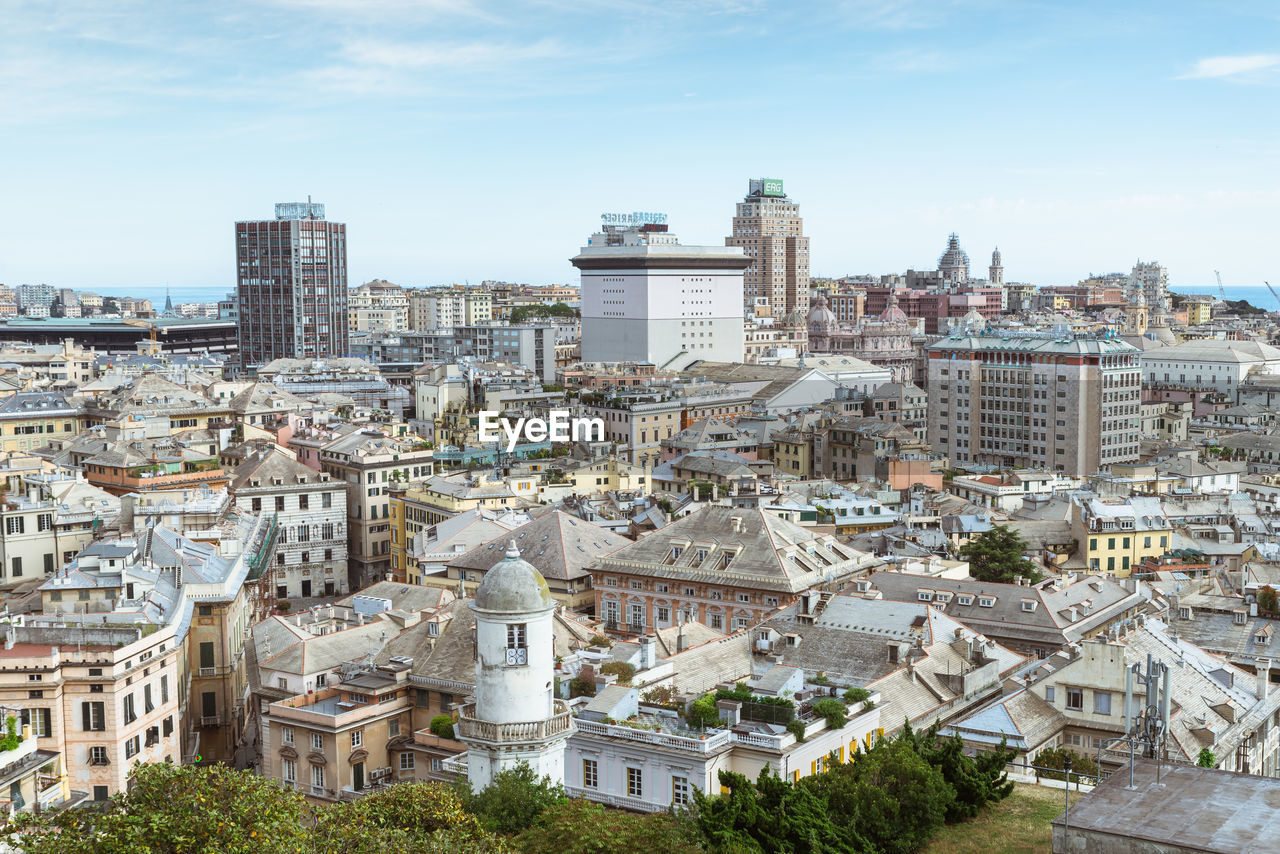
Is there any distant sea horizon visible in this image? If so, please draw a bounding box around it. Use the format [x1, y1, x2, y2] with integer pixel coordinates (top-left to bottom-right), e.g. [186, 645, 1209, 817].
[1169, 284, 1279, 312]
[84, 285, 231, 306]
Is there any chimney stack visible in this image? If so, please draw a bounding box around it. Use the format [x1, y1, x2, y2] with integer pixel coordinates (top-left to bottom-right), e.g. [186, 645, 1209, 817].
[638, 635, 656, 671]
[1259, 658, 1271, 701]
[716, 699, 742, 726]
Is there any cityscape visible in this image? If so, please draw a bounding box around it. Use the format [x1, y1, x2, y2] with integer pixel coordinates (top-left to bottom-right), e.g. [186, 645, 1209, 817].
[2, 2, 1278, 853]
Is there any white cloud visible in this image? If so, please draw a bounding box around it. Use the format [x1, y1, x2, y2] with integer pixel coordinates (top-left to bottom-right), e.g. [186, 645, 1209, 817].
[836, 0, 952, 30]
[1178, 54, 1280, 80]
[339, 37, 567, 70]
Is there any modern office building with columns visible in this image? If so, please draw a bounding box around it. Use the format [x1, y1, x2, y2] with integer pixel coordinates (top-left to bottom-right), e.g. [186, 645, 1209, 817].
[572, 215, 748, 371]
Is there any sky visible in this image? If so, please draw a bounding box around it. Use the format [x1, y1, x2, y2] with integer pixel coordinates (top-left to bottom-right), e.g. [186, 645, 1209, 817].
[1, 0, 1278, 290]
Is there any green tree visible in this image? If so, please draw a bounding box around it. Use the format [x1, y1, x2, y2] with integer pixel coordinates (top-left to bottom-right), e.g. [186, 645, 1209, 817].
[1033, 747, 1098, 784]
[519, 798, 701, 854]
[102, 297, 120, 315]
[842, 687, 870, 704]
[429, 714, 455, 739]
[688, 692, 719, 728]
[695, 768, 855, 854]
[820, 738, 952, 854]
[461, 762, 566, 836]
[642, 684, 680, 706]
[1197, 747, 1217, 767]
[600, 660, 636, 685]
[315, 781, 503, 854]
[811, 698, 849, 730]
[959, 524, 1042, 584]
[9, 762, 313, 854]
[1259, 586, 1278, 616]
[896, 719, 1015, 822]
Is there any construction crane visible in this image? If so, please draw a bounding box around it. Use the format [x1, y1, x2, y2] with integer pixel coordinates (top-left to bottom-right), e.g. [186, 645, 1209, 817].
[121, 318, 165, 355]
[121, 318, 158, 343]
[1215, 270, 1226, 301]
[1266, 282, 1280, 313]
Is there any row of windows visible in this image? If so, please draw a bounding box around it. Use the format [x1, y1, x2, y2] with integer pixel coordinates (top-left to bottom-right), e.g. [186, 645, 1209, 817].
[250, 493, 334, 512]
[580, 759, 690, 805]
[4, 514, 53, 535]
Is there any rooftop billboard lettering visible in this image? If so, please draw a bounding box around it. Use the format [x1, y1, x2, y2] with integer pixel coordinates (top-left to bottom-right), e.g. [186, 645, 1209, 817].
[600, 212, 668, 227]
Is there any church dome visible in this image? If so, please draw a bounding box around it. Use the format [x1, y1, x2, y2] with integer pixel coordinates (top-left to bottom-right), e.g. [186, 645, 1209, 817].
[879, 290, 909, 324]
[781, 309, 806, 327]
[473, 542, 552, 613]
[938, 233, 971, 272]
[963, 308, 985, 325]
[807, 292, 837, 332]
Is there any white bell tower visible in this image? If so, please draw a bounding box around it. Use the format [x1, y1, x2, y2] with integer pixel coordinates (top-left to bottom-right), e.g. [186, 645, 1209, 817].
[457, 542, 573, 789]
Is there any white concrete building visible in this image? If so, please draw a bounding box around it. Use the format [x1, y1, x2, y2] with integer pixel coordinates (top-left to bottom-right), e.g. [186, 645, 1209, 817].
[573, 219, 748, 371]
[1142, 340, 1280, 394]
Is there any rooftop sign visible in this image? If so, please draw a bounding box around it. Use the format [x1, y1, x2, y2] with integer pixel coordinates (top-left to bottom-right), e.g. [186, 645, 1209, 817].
[601, 212, 668, 227]
[750, 178, 785, 197]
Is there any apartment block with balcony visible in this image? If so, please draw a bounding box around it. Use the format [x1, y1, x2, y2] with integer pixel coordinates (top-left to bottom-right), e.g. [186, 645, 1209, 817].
[82, 438, 229, 497]
[0, 619, 183, 803]
[0, 712, 72, 815]
[318, 428, 434, 590]
[37, 511, 277, 770]
[263, 662, 418, 802]
[232, 446, 348, 599]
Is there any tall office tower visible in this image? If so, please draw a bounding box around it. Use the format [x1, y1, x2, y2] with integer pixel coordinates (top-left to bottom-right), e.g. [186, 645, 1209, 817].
[235, 201, 348, 368]
[573, 214, 747, 371]
[1129, 260, 1168, 311]
[726, 179, 809, 319]
[925, 333, 1141, 476]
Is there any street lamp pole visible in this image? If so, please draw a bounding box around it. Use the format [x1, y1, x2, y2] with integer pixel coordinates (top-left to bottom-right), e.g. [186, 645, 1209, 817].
[1063, 755, 1073, 837]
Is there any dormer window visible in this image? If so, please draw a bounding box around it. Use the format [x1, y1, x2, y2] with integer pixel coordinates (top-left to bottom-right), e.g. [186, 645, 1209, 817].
[934, 592, 952, 603]
[978, 596, 995, 608]
[957, 595, 974, 606]
[1021, 600, 1038, 612]
[506, 623, 528, 666]
[917, 590, 934, 602]
[1235, 611, 1247, 626]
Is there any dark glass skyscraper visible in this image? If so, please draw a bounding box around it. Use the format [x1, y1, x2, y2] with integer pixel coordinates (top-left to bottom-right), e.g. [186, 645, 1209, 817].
[235, 201, 349, 367]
